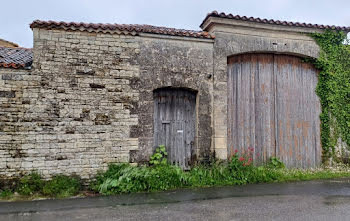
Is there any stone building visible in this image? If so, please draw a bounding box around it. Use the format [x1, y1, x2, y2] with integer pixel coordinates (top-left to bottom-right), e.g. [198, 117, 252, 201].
[1, 11, 349, 179]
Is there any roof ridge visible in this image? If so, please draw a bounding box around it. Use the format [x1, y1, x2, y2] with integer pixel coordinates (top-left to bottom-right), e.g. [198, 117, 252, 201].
[30, 20, 215, 39]
[200, 11, 350, 31]
[0, 46, 32, 50]
[0, 38, 19, 47]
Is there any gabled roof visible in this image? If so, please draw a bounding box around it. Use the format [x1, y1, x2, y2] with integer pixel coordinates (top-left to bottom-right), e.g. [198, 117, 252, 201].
[201, 11, 350, 32]
[30, 20, 215, 39]
[0, 47, 33, 69]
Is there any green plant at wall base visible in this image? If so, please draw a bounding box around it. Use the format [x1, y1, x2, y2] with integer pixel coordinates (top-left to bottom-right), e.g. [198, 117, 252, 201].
[42, 175, 81, 198]
[96, 148, 270, 194]
[149, 145, 168, 166]
[310, 30, 350, 159]
[17, 172, 44, 195]
[0, 189, 13, 199]
[228, 148, 255, 183]
[268, 157, 285, 169]
[95, 161, 350, 195]
[97, 163, 188, 194]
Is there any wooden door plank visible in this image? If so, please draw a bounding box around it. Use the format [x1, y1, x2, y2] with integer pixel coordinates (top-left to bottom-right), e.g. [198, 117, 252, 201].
[254, 54, 275, 163]
[154, 88, 196, 169]
[228, 53, 321, 168]
[274, 55, 321, 168]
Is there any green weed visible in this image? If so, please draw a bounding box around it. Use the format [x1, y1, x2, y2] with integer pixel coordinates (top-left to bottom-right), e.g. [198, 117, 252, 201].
[95, 155, 350, 195]
[17, 172, 44, 195]
[268, 157, 285, 169]
[149, 145, 168, 166]
[0, 189, 13, 199]
[42, 175, 81, 198]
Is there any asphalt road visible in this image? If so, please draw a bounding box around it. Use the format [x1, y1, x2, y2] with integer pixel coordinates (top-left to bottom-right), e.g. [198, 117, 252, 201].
[1, 178, 350, 221]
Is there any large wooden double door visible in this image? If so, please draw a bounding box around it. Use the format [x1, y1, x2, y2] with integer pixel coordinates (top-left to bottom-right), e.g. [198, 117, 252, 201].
[227, 53, 321, 168]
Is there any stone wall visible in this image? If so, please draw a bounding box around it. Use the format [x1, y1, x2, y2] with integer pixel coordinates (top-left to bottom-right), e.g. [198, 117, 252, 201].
[0, 29, 215, 179]
[1, 28, 141, 179]
[132, 34, 214, 162]
[0, 67, 37, 178]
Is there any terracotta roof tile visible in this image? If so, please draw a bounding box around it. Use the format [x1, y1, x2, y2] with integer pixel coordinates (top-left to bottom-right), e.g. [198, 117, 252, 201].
[0, 47, 33, 69]
[30, 20, 215, 39]
[201, 11, 350, 31]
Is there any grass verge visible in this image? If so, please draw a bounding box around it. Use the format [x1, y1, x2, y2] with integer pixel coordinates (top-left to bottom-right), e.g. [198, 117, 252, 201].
[1, 154, 350, 200]
[0, 174, 81, 201]
[91, 153, 350, 195]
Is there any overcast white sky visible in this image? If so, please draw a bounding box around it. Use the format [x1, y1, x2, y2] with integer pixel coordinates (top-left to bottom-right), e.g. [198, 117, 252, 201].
[2, 0, 350, 48]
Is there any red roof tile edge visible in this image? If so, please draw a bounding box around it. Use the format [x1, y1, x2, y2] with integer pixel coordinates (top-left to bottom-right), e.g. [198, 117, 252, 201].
[200, 11, 350, 31]
[0, 63, 26, 69]
[30, 20, 215, 39]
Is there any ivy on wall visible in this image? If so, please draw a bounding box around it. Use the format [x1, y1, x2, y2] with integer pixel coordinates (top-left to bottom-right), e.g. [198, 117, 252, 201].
[310, 30, 350, 160]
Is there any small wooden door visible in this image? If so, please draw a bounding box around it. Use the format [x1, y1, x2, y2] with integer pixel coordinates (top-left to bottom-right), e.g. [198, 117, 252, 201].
[154, 88, 196, 169]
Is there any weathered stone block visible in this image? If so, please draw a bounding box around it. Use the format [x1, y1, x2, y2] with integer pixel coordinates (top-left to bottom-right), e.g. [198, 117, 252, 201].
[0, 91, 15, 98]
